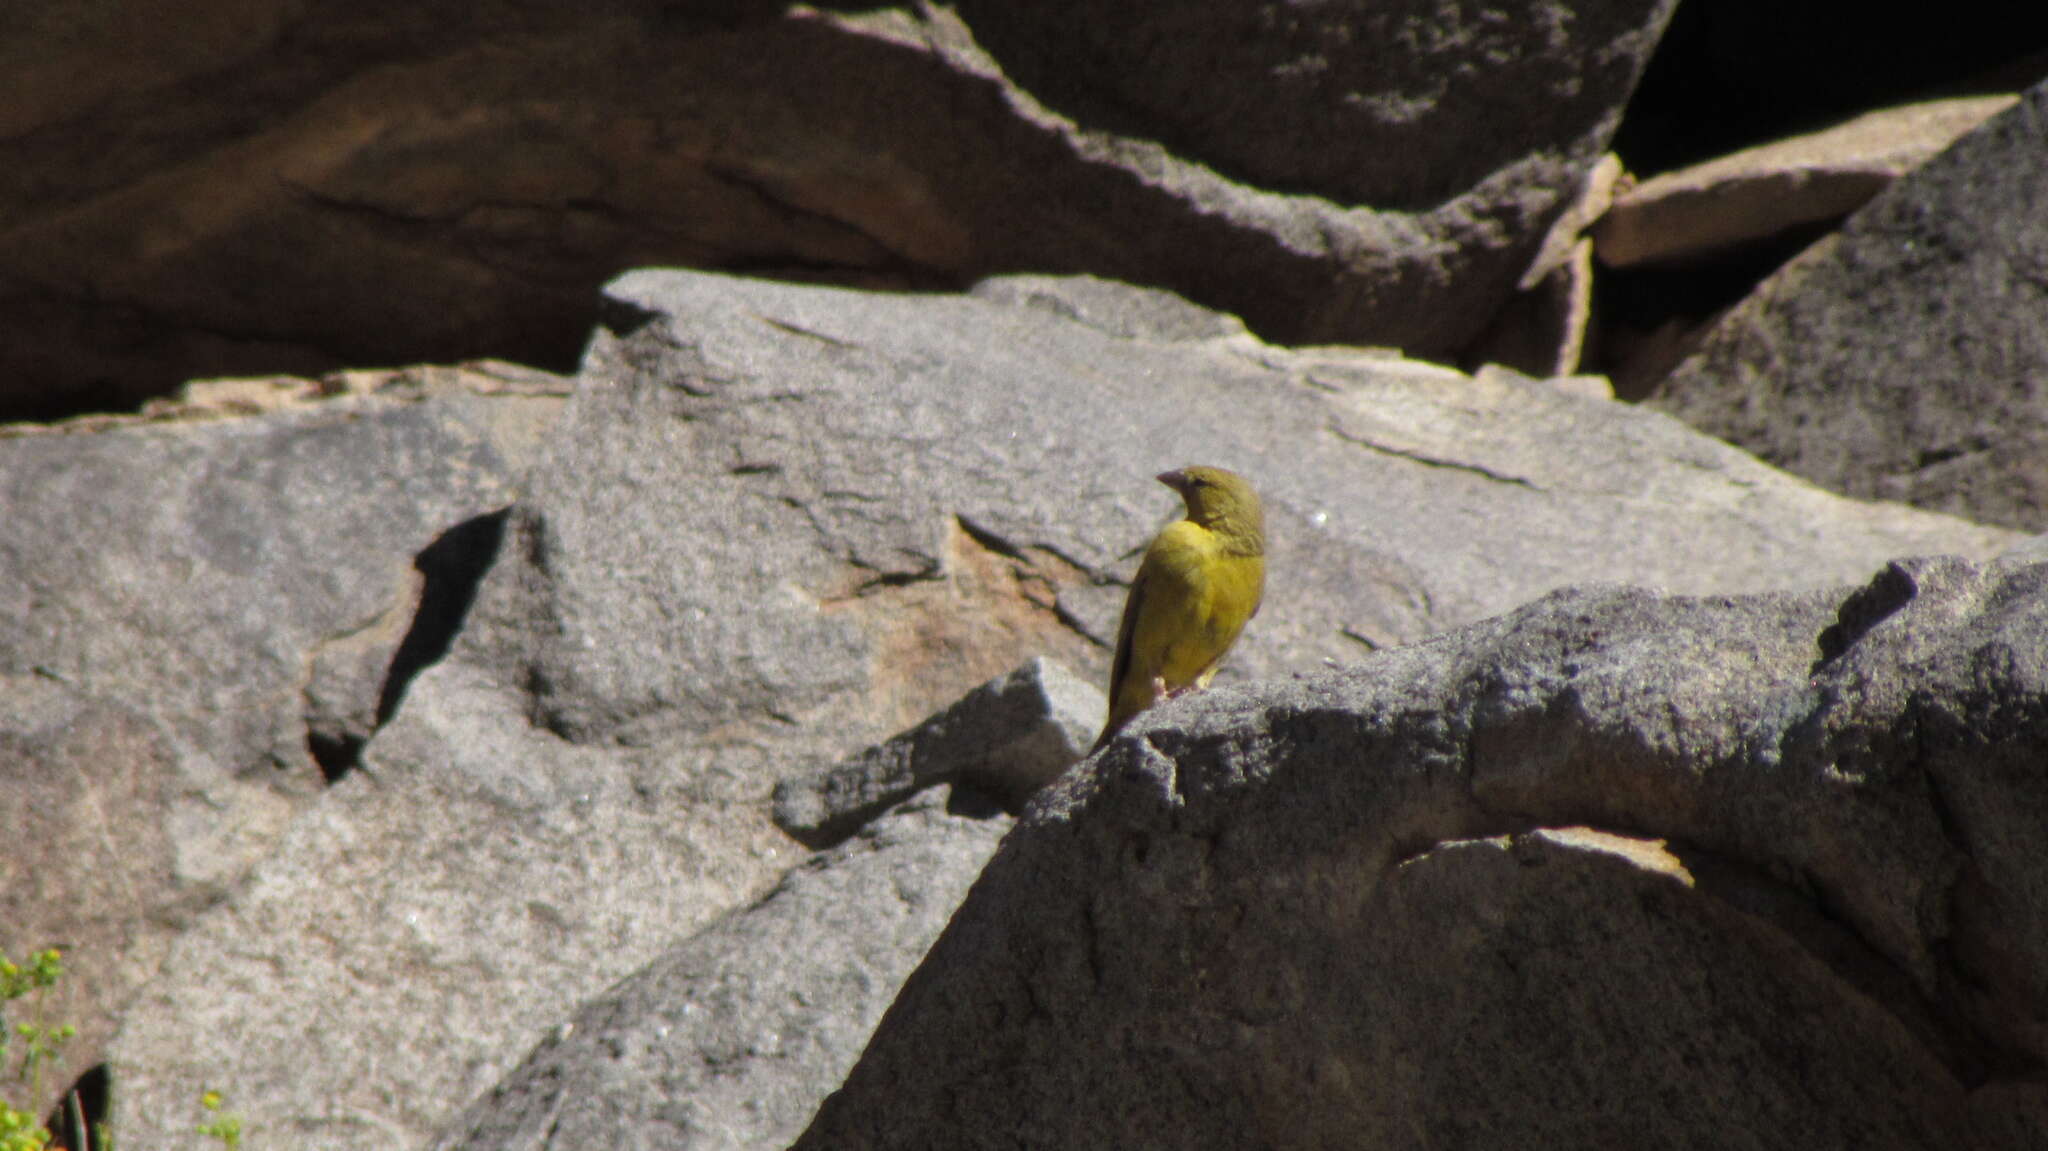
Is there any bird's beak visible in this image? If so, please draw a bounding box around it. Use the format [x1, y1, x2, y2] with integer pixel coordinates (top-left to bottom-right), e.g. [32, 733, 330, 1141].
[1155, 469, 1188, 492]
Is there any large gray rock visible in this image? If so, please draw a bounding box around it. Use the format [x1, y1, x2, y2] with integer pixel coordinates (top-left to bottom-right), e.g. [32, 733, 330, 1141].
[573, 269, 2012, 674]
[1651, 80, 2048, 532]
[0, 0, 1676, 417]
[96, 270, 2017, 1150]
[430, 786, 1010, 1151]
[796, 556, 2048, 1150]
[0, 364, 560, 1084]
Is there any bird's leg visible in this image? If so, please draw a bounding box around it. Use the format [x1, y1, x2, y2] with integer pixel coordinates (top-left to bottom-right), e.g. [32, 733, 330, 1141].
[1157, 662, 1226, 705]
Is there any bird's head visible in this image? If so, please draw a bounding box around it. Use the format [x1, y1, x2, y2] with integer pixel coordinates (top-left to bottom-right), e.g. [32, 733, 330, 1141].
[1157, 466, 1264, 547]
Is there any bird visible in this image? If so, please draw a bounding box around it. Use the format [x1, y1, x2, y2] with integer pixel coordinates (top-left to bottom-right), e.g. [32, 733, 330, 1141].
[1094, 465, 1265, 749]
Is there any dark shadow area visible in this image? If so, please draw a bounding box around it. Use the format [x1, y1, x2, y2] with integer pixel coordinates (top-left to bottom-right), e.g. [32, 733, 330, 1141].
[1615, 2, 2048, 175]
[944, 783, 1009, 822]
[0, 292, 602, 426]
[1813, 562, 1917, 673]
[308, 731, 370, 785]
[14, 4, 2041, 425]
[595, 292, 665, 341]
[0, 0, 1646, 424]
[1590, 6, 2048, 399]
[1586, 221, 1835, 401]
[1663, 844, 2004, 1083]
[376, 509, 511, 728]
[45, 1063, 110, 1151]
[300, 508, 509, 784]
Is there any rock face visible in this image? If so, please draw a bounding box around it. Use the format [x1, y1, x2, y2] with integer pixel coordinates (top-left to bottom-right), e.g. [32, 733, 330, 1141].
[56, 270, 2018, 1150]
[431, 787, 1011, 1151]
[0, 0, 1677, 417]
[0, 363, 561, 1087]
[795, 556, 2048, 1151]
[1651, 80, 2048, 532]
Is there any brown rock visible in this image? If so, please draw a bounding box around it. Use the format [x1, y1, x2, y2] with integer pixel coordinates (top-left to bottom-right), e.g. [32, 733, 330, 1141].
[0, 1, 1678, 418]
[1596, 94, 2019, 268]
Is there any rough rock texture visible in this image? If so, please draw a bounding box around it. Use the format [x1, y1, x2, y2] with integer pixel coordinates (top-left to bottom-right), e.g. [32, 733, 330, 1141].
[773, 658, 1103, 847]
[796, 556, 2048, 1151]
[0, 363, 561, 776]
[106, 650, 806, 1149]
[1470, 153, 1623, 378]
[430, 787, 1011, 1151]
[2003, 532, 2048, 568]
[0, 0, 1678, 418]
[948, 0, 1668, 212]
[0, 363, 561, 1082]
[575, 269, 2013, 675]
[1595, 95, 2019, 268]
[80, 270, 2018, 1149]
[1650, 80, 2048, 532]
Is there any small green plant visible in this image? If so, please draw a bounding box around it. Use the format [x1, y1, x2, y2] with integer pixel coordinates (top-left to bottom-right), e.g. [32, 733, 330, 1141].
[0, 1104, 50, 1151]
[1, 949, 245, 1150]
[195, 1092, 241, 1150]
[0, 948, 72, 1151]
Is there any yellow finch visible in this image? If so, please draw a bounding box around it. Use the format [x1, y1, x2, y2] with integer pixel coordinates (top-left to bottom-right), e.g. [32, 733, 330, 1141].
[1094, 466, 1265, 749]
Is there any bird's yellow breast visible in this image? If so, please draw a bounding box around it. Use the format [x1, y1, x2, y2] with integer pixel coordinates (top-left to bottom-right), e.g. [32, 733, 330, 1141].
[1106, 520, 1265, 731]
[1137, 522, 1262, 681]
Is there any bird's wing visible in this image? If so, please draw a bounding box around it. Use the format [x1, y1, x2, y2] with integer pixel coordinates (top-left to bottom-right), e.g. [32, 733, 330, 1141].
[1106, 557, 1149, 720]
[1091, 568, 1151, 751]
[1099, 522, 1221, 749]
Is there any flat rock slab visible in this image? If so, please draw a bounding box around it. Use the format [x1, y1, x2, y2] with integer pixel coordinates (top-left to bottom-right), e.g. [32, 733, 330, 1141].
[1651, 80, 2048, 532]
[796, 556, 2048, 1150]
[576, 267, 2012, 688]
